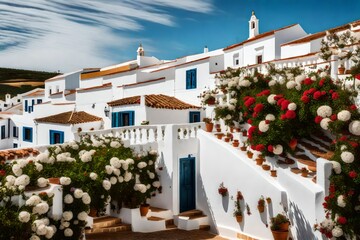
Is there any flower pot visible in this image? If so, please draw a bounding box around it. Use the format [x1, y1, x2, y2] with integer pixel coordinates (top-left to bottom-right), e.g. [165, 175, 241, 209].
[216, 133, 224, 139]
[271, 230, 288, 240]
[224, 137, 230, 142]
[279, 222, 290, 231]
[256, 158, 264, 165]
[140, 204, 150, 217]
[207, 98, 215, 105]
[289, 138, 297, 151]
[338, 66, 345, 75]
[89, 208, 98, 217]
[205, 123, 214, 132]
[242, 130, 247, 137]
[247, 152, 253, 159]
[262, 164, 270, 171]
[48, 177, 60, 185]
[301, 171, 308, 177]
[235, 215, 243, 223]
[266, 198, 272, 204]
[270, 170, 277, 177]
[257, 205, 265, 213]
[216, 128, 221, 133]
[240, 146, 247, 151]
[233, 140, 239, 147]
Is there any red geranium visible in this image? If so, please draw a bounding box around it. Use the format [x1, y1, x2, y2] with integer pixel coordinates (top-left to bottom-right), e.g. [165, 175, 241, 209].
[349, 171, 357, 179]
[267, 145, 273, 152]
[337, 216, 347, 225]
[313, 91, 322, 100]
[244, 97, 256, 108]
[339, 135, 347, 141]
[280, 114, 287, 120]
[301, 95, 310, 103]
[349, 141, 358, 148]
[330, 114, 337, 121]
[281, 100, 290, 110]
[274, 94, 284, 100]
[315, 116, 323, 124]
[332, 92, 339, 100]
[254, 103, 264, 113]
[0, 170, 5, 176]
[285, 110, 296, 119]
[256, 89, 271, 96]
[247, 119, 253, 124]
[303, 78, 313, 85]
[350, 104, 357, 111]
[319, 79, 325, 87]
[255, 144, 265, 152]
[355, 74, 360, 80]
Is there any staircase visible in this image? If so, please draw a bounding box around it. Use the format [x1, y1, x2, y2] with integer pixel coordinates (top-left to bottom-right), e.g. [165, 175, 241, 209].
[85, 216, 131, 234]
[175, 209, 210, 231]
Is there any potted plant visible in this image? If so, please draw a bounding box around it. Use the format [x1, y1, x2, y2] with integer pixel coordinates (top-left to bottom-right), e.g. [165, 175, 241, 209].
[203, 118, 214, 132]
[301, 167, 308, 177]
[141, 120, 150, 125]
[140, 201, 150, 217]
[256, 157, 264, 166]
[241, 129, 247, 137]
[240, 143, 247, 151]
[232, 139, 239, 147]
[266, 197, 272, 204]
[338, 63, 346, 75]
[215, 133, 224, 139]
[270, 213, 290, 240]
[270, 169, 277, 177]
[215, 123, 221, 132]
[247, 151, 253, 158]
[233, 191, 243, 223]
[218, 182, 228, 197]
[257, 196, 265, 213]
[262, 164, 270, 171]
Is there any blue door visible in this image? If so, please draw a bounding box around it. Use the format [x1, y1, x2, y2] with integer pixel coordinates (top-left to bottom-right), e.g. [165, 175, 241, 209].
[50, 130, 64, 144]
[179, 156, 196, 213]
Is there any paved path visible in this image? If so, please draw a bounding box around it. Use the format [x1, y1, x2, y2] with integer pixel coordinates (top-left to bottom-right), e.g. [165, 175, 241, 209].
[86, 229, 228, 240]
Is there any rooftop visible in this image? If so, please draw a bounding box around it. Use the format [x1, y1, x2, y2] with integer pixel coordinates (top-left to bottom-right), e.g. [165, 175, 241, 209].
[35, 111, 102, 124]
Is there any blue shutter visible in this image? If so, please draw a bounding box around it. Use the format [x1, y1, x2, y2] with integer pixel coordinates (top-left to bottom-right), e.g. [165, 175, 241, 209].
[129, 111, 135, 126]
[192, 69, 197, 89]
[31, 99, 35, 106]
[29, 128, 33, 142]
[50, 131, 54, 144]
[60, 132, 64, 143]
[189, 111, 200, 123]
[24, 100, 28, 112]
[37, 99, 42, 104]
[118, 112, 123, 127]
[111, 112, 116, 127]
[186, 71, 191, 89]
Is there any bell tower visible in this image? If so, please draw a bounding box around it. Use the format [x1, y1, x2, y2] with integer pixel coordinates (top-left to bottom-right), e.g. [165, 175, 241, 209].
[137, 43, 145, 56]
[248, 10, 259, 39]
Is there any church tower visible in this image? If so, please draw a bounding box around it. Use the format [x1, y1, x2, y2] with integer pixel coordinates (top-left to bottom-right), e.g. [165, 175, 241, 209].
[248, 11, 259, 39]
[137, 43, 145, 56]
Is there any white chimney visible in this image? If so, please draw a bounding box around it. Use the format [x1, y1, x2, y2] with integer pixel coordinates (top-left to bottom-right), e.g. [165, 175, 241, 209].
[204, 46, 209, 53]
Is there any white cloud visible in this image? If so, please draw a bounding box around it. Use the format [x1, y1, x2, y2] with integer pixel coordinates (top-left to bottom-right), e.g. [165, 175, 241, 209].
[0, 0, 214, 72]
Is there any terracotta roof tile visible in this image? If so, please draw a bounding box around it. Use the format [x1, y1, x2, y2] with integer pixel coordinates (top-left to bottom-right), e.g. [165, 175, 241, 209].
[23, 89, 45, 97]
[81, 64, 137, 80]
[224, 24, 297, 51]
[108, 94, 200, 110]
[0, 148, 39, 161]
[35, 111, 102, 124]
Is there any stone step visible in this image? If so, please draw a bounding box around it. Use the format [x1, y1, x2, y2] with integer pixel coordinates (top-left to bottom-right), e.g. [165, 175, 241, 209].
[199, 225, 210, 231]
[189, 214, 207, 220]
[92, 216, 122, 228]
[86, 223, 131, 234]
[149, 206, 168, 212]
[178, 209, 203, 217]
[147, 216, 164, 221]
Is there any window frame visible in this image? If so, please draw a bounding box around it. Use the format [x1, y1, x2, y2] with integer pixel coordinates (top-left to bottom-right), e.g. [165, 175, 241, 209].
[49, 130, 64, 144]
[189, 111, 201, 123]
[1, 125, 5, 139]
[111, 111, 135, 128]
[186, 69, 197, 90]
[23, 127, 33, 142]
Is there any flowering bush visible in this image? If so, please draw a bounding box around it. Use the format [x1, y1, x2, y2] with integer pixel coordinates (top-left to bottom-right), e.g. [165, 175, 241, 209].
[218, 182, 228, 197]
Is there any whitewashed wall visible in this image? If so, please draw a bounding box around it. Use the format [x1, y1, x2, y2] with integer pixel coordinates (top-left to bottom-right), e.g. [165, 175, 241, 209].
[281, 43, 311, 59]
[224, 47, 244, 69]
[243, 36, 275, 66]
[274, 25, 307, 59]
[0, 118, 13, 149]
[147, 108, 203, 125]
[45, 79, 65, 100]
[31, 103, 75, 118]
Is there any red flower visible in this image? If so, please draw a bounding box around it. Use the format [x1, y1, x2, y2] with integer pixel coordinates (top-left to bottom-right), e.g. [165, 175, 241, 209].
[308, 88, 316, 94]
[277, 98, 285, 106]
[301, 95, 310, 103]
[280, 114, 287, 120]
[319, 79, 325, 87]
[248, 126, 257, 140]
[324, 196, 330, 202]
[254, 103, 264, 113]
[274, 94, 284, 100]
[244, 112, 248, 117]
[337, 216, 347, 225]
[322, 202, 328, 209]
[348, 189, 355, 196]
[265, 120, 270, 124]
[321, 91, 326, 96]
[313, 91, 322, 100]
[0, 170, 5, 176]
[339, 135, 347, 141]
[355, 74, 360, 80]
[349, 141, 358, 148]
[330, 114, 337, 121]
[252, 112, 258, 118]
[285, 110, 296, 119]
[349, 171, 357, 179]
[267, 145, 273, 152]
[256, 89, 271, 96]
[350, 104, 357, 111]
[303, 78, 313, 85]
[244, 97, 256, 108]
[281, 100, 290, 110]
[315, 116, 323, 124]
[255, 144, 265, 152]
[332, 92, 339, 100]
[247, 119, 253, 124]
[329, 184, 336, 193]
[289, 138, 297, 149]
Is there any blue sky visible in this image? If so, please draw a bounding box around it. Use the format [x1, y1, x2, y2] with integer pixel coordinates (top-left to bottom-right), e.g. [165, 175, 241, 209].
[0, 0, 359, 72]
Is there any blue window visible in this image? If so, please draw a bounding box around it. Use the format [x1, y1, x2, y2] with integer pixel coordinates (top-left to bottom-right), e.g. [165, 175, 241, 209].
[1, 125, 5, 139]
[37, 99, 42, 104]
[23, 127, 33, 142]
[49, 130, 64, 144]
[31, 99, 35, 106]
[28, 106, 33, 113]
[186, 69, 197, 89]
[111, 111, 135, 127]
[13, 143, 18, 148]
[189, 111, 201, 123]
[13, 126, 18, 138]
[24, 100, 28, 112]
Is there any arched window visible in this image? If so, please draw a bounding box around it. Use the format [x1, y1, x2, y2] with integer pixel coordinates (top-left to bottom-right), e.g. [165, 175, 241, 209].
[251, 21, 255, 29]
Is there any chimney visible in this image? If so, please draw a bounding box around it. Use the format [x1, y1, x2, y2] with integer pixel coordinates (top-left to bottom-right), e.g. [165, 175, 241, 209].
[204, 45, 209, 53]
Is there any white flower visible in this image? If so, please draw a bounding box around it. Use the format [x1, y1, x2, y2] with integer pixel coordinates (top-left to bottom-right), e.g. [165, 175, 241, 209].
[105, 165, 113, 175]
[102, 180, 111, 190]
[331, 161, 342, 174]
[320, 118, 331, 130]
[45, 226, 55, 239]
[15, 174, 30, 186]
[332, 226, 343, 237]
[317, 105, 332, 118]
[110, 176, 117, 185]
[148, 172, 155, 179]
[110, 157, 121, 168]
[288, 103, 297, 111]
[268, 80, 276, 86]
[113, 168, 120, 176]
[349, 120, 360, 136]
[320, 72, 327, 78]
[35, 163, 43, 172]
[30, 235, 40, 240]
[5, 175, 16, 186]
[239, 79, 251, 87]
[295, 74, 306, 84]
[64, 228, 73, 237]
[134, 183, 147, 193]
[60, 177, 71, 186]
[62, 211, 73, 221]
[273, 145, 283, 155]
[337, 110, 351, 121]
[12, 164, 22, 176]
[33, 202, 49, 215]
[118, 176, 124, 183]
[340, 151, 354, 163]
[258, 120, 269, 133]
[64, 194, 74, 204]
[81, 193, 91, 204]
[19, 211, 31, 223]
[137, 162, 147, 169]
[110, 141, 121, 148]
[340, 145, 347, 151]
[90, 172, 98, 180]
[124, 172, 132, 182]
[149, 160, 154, 165]
[26, 195, 42, 206]
[36, 224, 47, 235]
[337, 195, 346, 207]
[77, 211, 88, 221]
[149, 150, 157, 155]
[37, 178, 48, 188]
[286, 81, 297, 89]
[80, 152, 92, 162]
[152, 181, 161, 188]
[267, 94, 276, 104]
[74, 189, 84, 198]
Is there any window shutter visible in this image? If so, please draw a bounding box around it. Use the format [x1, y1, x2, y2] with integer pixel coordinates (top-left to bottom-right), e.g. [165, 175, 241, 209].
[192, 70, 197, 88]
[50, 131, 54, 145]
[29, 128, 33, 142]
[60, 132, 64, 143]
[186, 71, 191, 89]
[129, 111, 135, 126]
[111, 112, 116, 127]
[24, 100, 28, 112]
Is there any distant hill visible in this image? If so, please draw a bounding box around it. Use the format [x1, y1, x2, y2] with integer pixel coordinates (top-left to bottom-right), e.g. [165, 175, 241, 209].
[0, 67, 60, 101]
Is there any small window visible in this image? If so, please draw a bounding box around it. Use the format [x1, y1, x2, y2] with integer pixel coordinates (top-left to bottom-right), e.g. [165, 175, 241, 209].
[1, 125, 5, 139]
[257, 55, 263, 64]
[23, 127, 33, 142]
[24, 100, 28, 112]
[112, 111, 135, 128]
[189, 111, 201, 123]
[13, 126, 18, 138]
[235, 59, 239, 65]
[13, 143, 18, 148]
[50, 130, 64, 144]
[4, 104, 7, 107]
[251, 21, 255, 29]
[186, 69, 197, 90]
[37, 99, 42, 104]
[49, 88, 52, 95]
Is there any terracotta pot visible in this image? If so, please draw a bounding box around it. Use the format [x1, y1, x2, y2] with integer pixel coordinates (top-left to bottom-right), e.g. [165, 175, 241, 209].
[266, 198, 272, 204]
[262, 164, 270, 171]
[216, 133, 224, 139]
[48, 177, 60, 185]
[279, 222, 290, 231]
[338, 66, 345, 75]
[89, 208, 98, 217]
[256, 158, 264, 165]
[216, 128, 221, 133]
[271, 230, 288, 240]
[235, 215, 243, 223]
[205, 123, 214, 132]
[240, 146, 247, 151]
[257, 205, 265, 213]
[247, 152, 253, 159]
[233, 142, 239, 147]
[140, 204, 150, 216]
[270, 170, 277, 177]
[242, 130, 247, 137]
[224, 137, 230, 142]
[301, 171, 308, 177]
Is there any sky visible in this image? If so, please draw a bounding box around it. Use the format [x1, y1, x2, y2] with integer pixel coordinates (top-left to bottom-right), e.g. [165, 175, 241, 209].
[0, 0, 359, 73]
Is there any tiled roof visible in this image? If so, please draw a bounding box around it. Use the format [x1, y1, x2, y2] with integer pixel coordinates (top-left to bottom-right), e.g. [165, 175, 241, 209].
[281, 32, 327, 46]
[0, 148, 40, 161]
[77, 83, 112, 92]
[150, 57, 210, 73]
[119, 77, 166, 88]
[223, 24, 297, 51]
[35, 111, 102, 124]
[81, 64, 137, 80]
[23, 89, 45, 97]
[108, 94, 201, 110]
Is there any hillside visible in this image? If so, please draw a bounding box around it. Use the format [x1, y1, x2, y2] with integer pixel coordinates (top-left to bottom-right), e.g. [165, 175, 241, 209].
[0, 67, 59, 100]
